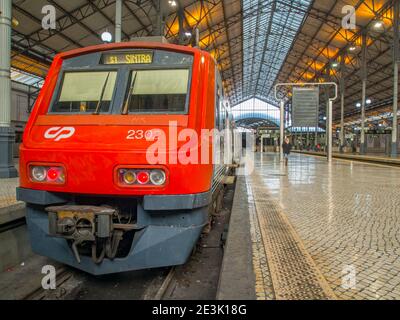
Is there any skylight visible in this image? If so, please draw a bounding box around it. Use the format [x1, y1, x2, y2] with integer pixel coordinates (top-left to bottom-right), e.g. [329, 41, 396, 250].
[242, 0, 312, 101]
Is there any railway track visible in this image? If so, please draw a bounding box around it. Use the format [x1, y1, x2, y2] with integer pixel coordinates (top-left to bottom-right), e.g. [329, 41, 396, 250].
[23, 267, 73, 300]
[142, 267, 177, 300]
[23, 266, 176, 300]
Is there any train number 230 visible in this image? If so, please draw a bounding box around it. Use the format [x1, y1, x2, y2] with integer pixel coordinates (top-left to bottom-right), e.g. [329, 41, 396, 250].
[127, 130, 154, 140]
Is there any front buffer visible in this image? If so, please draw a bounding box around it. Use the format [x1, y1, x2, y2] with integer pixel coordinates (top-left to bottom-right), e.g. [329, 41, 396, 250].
[17, 188, 210, 275]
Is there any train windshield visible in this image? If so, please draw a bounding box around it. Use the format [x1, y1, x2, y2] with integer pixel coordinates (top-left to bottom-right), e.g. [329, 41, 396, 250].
[122, 69, 189, 114]
[51, 71, 118, 113]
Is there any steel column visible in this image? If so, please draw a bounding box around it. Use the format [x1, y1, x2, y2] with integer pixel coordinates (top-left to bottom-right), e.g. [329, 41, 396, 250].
[178, 3, 185, 44]
[280, 100, 285, 162]
[340, 55, 345, 152]
[360, 32, 368, 155]
[327, 100, 333, 162]
[392, 0, 399, 157]
[115, 0, 122, 43]
[0, 0, 18, 178]
[0, 0, 11, 128]
[155, 0, 166, 36]
[315, 105, 318, 147]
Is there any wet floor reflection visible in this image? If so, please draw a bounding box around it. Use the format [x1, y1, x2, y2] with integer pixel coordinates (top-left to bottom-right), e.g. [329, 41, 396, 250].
[249, 152, 400, 299]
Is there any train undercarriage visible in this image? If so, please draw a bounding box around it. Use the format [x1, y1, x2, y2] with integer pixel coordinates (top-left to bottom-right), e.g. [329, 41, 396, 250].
[17, 188, 213, 275]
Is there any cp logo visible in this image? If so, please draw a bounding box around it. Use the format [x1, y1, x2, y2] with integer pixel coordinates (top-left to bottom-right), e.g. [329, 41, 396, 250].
[44, 127, 75, 141]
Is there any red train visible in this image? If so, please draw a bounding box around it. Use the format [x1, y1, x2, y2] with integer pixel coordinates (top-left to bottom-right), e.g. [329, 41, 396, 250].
[17, 41, 232, 274]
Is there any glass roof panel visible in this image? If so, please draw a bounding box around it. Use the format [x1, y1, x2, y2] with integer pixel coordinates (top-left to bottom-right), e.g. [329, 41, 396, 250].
[241, 0, 312, 102]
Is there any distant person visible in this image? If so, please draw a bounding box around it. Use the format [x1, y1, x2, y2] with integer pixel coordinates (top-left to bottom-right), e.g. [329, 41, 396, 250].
[351, 141, 356, 154]
[282, 137, 292, 166]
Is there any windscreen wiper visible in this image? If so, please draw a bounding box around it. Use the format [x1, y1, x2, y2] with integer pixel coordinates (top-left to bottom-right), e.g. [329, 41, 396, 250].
[122, 72, 137, 115]
[93, 72, 111, 115]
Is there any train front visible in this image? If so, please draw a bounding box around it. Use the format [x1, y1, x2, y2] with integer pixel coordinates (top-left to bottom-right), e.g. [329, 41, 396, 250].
[17, 43, 215, 275]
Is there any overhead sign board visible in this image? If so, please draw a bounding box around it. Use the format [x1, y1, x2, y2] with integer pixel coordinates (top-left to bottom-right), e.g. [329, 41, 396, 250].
[292, 87, 319, 127]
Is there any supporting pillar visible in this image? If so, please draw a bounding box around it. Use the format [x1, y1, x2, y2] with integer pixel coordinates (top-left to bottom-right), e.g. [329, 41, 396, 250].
[280, 100, 285, 162]
[339, 55, 345, 152]
[315, 105, 318, 148]
[360, 31, 368, 155]
[392, 0, 399, 157]
[327, 100, 333, 162]
[315, 129, 318, 148]
[178, 3, 185, 44]
[155, 0, 166, 36]
[261, 135, 264, 153]
[0, 0, 18, 178]
[115, 0, 122, 43]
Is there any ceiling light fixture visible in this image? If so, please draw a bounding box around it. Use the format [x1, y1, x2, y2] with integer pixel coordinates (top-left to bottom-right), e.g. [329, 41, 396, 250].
[101, 31, 112, 43]
[373, 20, 384, 30]
[348, 46, 357, 52]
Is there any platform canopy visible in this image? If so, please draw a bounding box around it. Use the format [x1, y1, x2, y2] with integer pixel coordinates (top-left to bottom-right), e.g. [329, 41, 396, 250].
[9, 0, 398, 128]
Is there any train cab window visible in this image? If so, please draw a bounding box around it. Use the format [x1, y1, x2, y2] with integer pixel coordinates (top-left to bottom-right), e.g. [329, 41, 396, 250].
[123, 69, 189, 114]
[51, 71, 117, 113]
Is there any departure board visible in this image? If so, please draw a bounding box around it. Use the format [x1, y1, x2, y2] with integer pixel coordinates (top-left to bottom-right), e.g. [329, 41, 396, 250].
[292, 87, 319, 127]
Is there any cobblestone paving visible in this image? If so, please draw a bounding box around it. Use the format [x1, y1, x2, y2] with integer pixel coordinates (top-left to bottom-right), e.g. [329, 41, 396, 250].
[0, 161, 20, 209]
[252, 153, 400, 300]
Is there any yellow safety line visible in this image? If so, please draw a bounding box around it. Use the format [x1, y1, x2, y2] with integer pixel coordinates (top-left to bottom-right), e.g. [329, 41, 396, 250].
[294, 152, 400, 170]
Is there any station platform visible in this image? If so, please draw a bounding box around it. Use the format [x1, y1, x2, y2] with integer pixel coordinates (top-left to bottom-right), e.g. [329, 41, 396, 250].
[218, 152, 400, 300]
[0, 160, 23, 224]
[0, 163, 20, 210]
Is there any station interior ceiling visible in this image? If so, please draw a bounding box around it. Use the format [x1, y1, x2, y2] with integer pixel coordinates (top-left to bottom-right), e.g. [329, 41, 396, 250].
[9, 0, 400, 130]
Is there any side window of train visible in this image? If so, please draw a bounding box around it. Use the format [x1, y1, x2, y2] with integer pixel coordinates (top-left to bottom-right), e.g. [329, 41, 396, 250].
[216, 85, 221, 129]
[219, 102, 226, 130]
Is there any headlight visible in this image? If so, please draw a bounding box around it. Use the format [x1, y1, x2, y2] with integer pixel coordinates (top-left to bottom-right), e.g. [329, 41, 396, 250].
[29, 165, 65, 184]
[150, 170, 166, 186]
[31, 166, 46, 182]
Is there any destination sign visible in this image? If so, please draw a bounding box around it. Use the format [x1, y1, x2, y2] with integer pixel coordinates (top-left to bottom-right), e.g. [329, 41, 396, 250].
[103, 52, 153, 65]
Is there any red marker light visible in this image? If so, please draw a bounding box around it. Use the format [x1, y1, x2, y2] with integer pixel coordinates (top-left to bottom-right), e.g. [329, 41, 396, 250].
[47, 167, 60, 181]
[137, 171, 150, 185]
